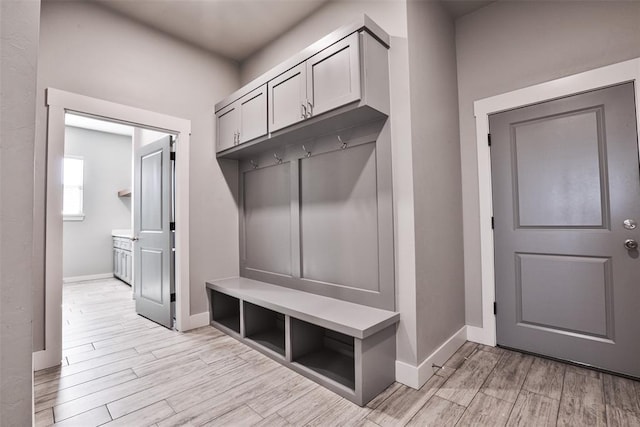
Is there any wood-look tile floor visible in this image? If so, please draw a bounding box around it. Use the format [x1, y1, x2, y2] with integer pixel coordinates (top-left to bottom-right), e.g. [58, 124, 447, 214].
[35, 279, 640, 426]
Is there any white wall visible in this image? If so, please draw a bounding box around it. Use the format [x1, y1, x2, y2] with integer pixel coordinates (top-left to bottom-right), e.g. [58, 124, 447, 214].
[33, 1, 240, 349]
[406, 0, 465, 362]
[63, 127, 132, 279]
[456, 0, 640, 327]
[0, 0, 40, 424]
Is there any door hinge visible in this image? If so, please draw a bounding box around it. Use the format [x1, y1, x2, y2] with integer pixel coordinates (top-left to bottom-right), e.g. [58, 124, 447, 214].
[170, 152, 176, 161]
[170, 222, 175, 231]
[170, 293, 176, 303]
[488, 133, 492, 147]
[493, 302, 497, 315]
[491, 216, 495, 229]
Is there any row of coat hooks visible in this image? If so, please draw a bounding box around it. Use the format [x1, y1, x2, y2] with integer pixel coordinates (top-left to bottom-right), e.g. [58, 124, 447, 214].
[249, 134, 349, 169]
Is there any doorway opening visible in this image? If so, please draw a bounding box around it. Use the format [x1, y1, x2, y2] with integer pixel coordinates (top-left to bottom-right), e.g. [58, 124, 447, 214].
[61, 113, 177, 357]
[34, 88, 191, 371]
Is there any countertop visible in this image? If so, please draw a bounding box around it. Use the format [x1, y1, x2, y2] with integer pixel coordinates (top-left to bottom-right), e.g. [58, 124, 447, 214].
[112, 229, 133, 238]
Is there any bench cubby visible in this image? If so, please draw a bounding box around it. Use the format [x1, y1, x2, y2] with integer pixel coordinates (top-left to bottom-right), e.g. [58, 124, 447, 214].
[244, 301, 286, 357]
[206, 277, 399, 406]
[210, 290, 240, 334]
[290, 318, 355, 390]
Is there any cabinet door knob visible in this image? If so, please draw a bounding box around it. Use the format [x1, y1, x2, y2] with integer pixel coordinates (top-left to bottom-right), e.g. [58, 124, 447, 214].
[307, 100, 313, 117]
[131, 236, 139, 241]
[301, 103, 307, 119]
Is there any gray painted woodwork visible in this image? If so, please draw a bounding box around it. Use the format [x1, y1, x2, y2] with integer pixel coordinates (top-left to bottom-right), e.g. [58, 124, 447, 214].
[205, 277, 399, 406]
[134, 136, 173, 328]
[216, 85, 268, 152]
[243, 301, 286, 357]
[228, 24, 393, 311]
[239, 85, 268, 144]
[514, 111, 604, 227]
[217, 29, 390, 160]
[238, 120, 395, 311]
[268, 32, 361, 134]
[491, 82, 640, 377]
[214, 15, 389, 113]
[206, 277, 399, 339]
[243, 163, 292, 276]
[211, 291, 240, 334]
[306, 32, 361, 117]
[268, 63, 307, 133]
[216, 102, 239, 152]
[300, 143, 378, 291]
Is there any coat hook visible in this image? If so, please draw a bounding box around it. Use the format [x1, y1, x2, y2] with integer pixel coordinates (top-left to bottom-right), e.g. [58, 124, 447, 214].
[338, 135, 347, 150]
[250, 160, 258, 169]
[302, 145, 311, 158]
[274, 153, 283, 164]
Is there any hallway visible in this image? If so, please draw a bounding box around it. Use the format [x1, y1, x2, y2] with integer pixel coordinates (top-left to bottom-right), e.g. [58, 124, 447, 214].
[34, 279, 640, 426]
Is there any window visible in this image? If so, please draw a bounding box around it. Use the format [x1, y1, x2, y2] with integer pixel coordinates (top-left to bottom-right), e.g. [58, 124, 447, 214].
[63, 156, 84, 220]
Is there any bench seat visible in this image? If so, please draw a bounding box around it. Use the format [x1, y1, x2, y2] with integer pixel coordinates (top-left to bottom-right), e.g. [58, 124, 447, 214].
[205, 277, 400, 406]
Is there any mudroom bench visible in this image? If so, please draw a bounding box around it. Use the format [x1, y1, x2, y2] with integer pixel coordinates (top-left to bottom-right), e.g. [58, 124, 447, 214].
[205, 277, 399, 406]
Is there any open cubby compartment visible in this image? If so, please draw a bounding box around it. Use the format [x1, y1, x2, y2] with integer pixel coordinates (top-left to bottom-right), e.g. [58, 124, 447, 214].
[210, 290, 241, 334]
[243, 301, 285, 357]
[290, 317, 355, 390]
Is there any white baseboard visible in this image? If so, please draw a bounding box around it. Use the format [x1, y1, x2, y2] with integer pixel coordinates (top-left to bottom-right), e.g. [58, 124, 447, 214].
[188, 312, 210, 330]
[395, 325, 468, 389]
[466, 325, 494, 346]
[63, 273, 113, 283]
[33, 347, 62, 372]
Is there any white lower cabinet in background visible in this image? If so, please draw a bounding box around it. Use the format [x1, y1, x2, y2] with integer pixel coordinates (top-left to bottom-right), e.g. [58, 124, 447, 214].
[113, 236, 133, 285]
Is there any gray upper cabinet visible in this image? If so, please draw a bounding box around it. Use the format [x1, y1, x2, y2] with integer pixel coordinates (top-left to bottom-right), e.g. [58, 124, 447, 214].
[239, 85, 267, 143]
[268, 63, 307, 133]
[269, 33, 361, 133]
[306, 32, 361, 118]
[216, 85, 267, 151]
[214, 16, 390, 158]
[216, 102, 239, 152]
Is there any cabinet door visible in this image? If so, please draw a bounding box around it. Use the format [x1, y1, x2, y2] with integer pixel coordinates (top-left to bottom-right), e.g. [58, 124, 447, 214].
[119, 250, 125, 279]
[124, 251, 131, 284]
[114, 248, 121, 279]
[126, 252, 132, 284]
[306, 32, 361, 117]
[239, 85, 267, 144]
[268, 63, 307, 133]
[216, 102, 240, 152]
[113, 248, 118, 278]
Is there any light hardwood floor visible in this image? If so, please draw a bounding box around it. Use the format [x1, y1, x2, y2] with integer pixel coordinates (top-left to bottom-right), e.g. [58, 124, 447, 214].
[34, 279, 640, 426]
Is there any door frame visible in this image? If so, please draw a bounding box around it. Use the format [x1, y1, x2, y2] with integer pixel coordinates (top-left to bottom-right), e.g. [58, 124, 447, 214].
[34, 88, 191, 370]
[469, 57, 640, 346]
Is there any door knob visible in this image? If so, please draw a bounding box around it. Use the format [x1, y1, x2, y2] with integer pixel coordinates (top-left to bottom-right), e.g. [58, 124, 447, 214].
[624, 239, 638, 250]
[623, 219, 637, 230]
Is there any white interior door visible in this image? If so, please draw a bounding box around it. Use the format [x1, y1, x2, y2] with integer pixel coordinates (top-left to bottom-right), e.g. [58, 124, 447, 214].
[134, 135, 174, 328]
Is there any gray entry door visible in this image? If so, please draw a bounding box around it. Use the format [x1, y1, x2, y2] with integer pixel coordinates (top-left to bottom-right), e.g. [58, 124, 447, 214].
[134, 135, 174, 329]
[490, 82, 640, 377]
